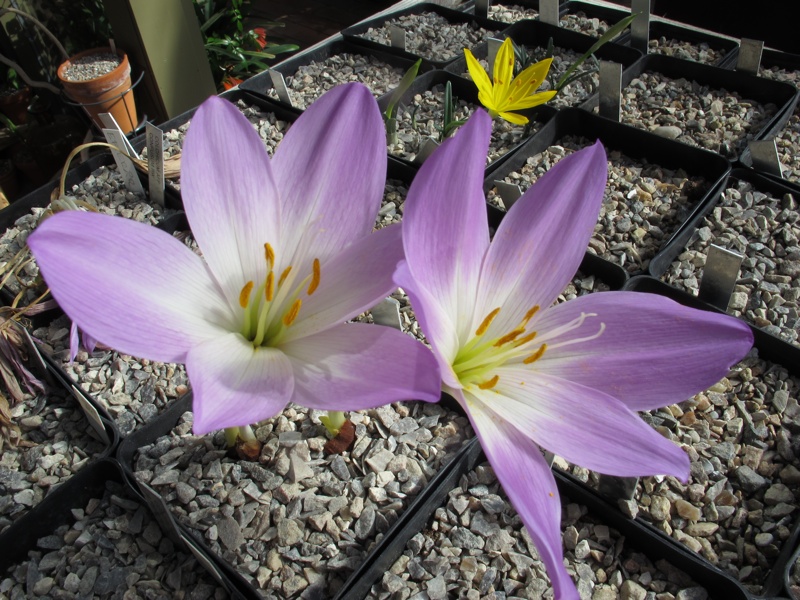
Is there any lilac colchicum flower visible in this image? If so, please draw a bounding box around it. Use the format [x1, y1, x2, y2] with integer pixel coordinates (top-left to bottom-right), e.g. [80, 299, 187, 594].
[396, 110, 754, 600]
[28, 83, 441, 434]
[68, 321, 97, 363]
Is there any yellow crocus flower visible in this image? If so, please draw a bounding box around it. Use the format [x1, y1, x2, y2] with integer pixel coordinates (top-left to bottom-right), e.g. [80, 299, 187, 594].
[464, 37, 557, 125]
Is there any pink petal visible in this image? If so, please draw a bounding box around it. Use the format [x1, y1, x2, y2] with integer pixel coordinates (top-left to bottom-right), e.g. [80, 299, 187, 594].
[402, 110, 492, 348]
[271, 83, 387, 266]
[395, 261, 462, 389]
[473, 367, 690, 480]
[281, 322, 441, 409]
[463, 394, 579, 600]
[474, 141, 607, 339]
[281, 224, 404, 342]
[533, 291, 754, 411]
[182, 95, 281, 308]
[69, 321, 79, 363]
[28, 212, 231, 363]
[187, 332, 294, 434]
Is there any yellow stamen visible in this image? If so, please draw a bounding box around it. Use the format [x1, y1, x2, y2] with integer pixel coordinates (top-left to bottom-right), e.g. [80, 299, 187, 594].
[477, 375, 500, 390]
[493, 327, 525, 347]
[279, 266, 292, 286]
[475, 307, 501, 336]
[239, 281, 254, 308]
[264, 243, 275, 269]
[522, 344, 547, 364]
[307, 258, 321, 295]
[282, 299, 302, 327]
[515, 331, 538, 347]
[522, 305, 540, 326]
[265, 271, 274, 302]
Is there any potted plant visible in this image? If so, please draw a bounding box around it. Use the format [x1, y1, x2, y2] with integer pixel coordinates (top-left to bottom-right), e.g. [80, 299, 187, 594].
[0, 6, 138, 134]
[193, 0, 299, 91]
[56, 46, 138, 134]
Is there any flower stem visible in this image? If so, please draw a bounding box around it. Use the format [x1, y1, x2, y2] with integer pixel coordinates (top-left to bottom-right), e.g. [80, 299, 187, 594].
[320, 410, 347, 437]
[224, 426, 240, 448]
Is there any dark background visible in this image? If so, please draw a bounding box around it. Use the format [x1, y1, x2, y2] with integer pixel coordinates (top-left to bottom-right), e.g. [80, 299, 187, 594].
[609, 0, 797, 54]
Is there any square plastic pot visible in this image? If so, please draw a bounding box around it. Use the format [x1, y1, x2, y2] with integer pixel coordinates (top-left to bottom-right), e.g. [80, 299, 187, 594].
[483, 107, 731, 278]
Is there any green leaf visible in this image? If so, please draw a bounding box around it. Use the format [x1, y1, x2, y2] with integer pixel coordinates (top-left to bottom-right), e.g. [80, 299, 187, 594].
[443, 80, 454, 133]
[384, 59, 422, 120]
[200, 9, 226, 33]
[555, 13, 636, 91]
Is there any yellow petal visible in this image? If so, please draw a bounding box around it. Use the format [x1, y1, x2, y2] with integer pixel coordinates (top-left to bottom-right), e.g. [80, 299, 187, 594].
[505, 89, 558, 111]
[492, 38, 516, 104]
[465, 48, 495, 110]
[511, 58, 553, 99]
[497, 111, 529, 125]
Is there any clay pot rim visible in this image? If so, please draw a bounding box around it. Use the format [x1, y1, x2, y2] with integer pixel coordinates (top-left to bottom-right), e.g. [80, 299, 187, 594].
[56, 47, 129, 86]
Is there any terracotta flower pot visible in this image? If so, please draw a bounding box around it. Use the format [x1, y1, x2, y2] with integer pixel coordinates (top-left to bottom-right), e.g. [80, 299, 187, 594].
[57, 47, 138, 134]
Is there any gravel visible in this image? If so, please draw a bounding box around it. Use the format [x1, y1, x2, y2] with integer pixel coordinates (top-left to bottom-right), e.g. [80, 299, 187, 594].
[389, 83, 543, 165]
[756, 63, 800, 184]
[487, 135, 708, 273]
[140, 99, 292, 192]
[61, 53, 121, 82]
[266, 53, 407, 109]
[489, 5, 622, 38]
[0, 387, 106, 534]
[562, 347, 800, 595]
[1, 478, 228, 599]
[0, 164, 173, 305]
[374, 178, 407, 230]
[34, 314, 190, 436]
[607, 70, 778, 160]
[369, 460, 706, 599]
[662, 178, 800, 346]
[356, 11, 501, 63]
[132, 402, 473, 598]
[648, 37, 726, 64]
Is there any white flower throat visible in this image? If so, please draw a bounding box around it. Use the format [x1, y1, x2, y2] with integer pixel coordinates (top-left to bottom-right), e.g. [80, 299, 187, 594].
[238, 242, 320, 347]
[452, 304, 605, 391]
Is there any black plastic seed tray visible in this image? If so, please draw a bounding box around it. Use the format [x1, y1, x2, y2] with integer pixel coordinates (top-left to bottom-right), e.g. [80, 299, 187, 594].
[347, 431, 770, 600]
[125, 88, 299, 218]
[561, 0, 637, 37]
[129, 88, 299, 156]
[650, 166, 800, 341]
[468, 0, 546, 17]
[377, 69, 557, 173]
[114, 393, 252, 599]
[483, 107, 731, 278]
[350, 273, 800, 599]
[625, 276, 800, 599]
[445, 18, 643, 111]
[650, 164, 800, 280]
[612, 53, 799, 163]
[0, 457, 245, 600]
[621, 18, 739, 66]
[341, 2, 510, 70]
[239, 36, 431, 108]
[738, 48, 800, 176]
[0, 152, 176, 312]
[116, 389, 474, 600]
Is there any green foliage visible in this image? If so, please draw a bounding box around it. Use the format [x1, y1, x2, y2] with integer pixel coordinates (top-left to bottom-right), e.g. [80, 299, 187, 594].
[193, 0, 299, 90]
[509, 14, 637, 95]
[30, 0, 112, 57]
[1, 66, 20, 91]
[383, 59, 421, 145]
[438, 81, 467, 142]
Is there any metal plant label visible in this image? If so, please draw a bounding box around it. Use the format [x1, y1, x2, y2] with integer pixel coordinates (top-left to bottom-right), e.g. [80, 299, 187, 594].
[146, 123, 165, 207]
